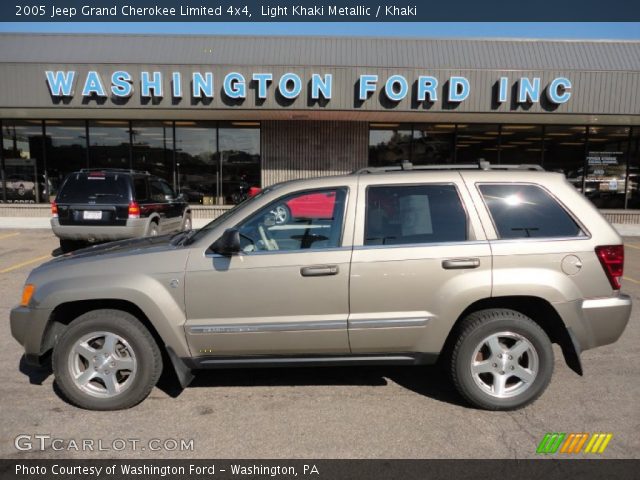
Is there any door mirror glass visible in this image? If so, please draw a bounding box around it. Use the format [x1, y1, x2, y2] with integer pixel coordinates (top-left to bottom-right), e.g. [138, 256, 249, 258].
[210, 228, 241, 256]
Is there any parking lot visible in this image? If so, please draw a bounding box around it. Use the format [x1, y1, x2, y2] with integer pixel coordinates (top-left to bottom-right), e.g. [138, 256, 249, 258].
[0, 228, 639, 459]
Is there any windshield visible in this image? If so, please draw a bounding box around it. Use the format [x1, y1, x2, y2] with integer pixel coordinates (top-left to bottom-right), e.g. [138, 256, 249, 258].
[185, 187, 272, 244]
[57, 173, 130, 204]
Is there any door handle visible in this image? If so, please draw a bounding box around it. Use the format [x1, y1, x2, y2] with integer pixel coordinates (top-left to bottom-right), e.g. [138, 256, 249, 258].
[300, 265, 339, 277]
[442, 258, 480, 269]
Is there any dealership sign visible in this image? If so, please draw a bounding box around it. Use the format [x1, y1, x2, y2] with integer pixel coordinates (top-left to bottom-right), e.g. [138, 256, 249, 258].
[45, 70, 572, 105]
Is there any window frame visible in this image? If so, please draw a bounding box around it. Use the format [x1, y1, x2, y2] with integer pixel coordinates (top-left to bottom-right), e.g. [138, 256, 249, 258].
[475, 182, 590, 241]
[232, 186, 351, 255]
[362, 182, 470, 247]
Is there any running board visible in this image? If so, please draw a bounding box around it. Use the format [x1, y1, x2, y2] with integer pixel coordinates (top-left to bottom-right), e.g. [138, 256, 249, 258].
[185, 353, 437, 369]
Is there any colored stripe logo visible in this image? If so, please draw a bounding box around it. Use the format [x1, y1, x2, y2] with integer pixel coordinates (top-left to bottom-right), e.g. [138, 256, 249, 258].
[537, 433, 612, 455]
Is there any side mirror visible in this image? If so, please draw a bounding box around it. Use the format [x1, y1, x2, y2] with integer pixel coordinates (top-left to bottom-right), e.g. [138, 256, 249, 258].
[176, 193, 186, 202]
[210, 228, 241, 256]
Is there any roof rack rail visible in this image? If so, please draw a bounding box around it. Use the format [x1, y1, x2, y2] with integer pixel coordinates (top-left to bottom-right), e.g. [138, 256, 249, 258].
[353, 159, 544, 174]
[79, 168, 151, 175]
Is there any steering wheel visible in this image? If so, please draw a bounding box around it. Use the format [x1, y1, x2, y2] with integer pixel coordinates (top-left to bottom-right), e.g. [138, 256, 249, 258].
[258, 225, 279, 251]
[239, 232, 257, 252]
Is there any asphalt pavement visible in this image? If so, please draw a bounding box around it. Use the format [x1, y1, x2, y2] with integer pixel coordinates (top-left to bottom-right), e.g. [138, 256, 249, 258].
[0, 229, 638, 459]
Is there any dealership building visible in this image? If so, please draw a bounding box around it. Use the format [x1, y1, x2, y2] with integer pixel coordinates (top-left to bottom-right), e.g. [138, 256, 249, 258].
[0, 33, 639, 214]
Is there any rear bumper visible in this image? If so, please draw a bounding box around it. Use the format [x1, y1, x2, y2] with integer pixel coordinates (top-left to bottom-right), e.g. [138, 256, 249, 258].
[51, 218, 147, 241]
[555, 294, 632, 352]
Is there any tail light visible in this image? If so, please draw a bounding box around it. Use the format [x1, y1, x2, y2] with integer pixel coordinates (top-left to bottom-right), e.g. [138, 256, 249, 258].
[51, 201, 58, 218]
[595, 245, 624, 290]
[128, 201, 140, 219]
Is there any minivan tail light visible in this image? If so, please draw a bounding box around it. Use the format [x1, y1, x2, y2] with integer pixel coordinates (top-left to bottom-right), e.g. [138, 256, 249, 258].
[595, 245, 624, 290]
[51, 201, 58, 218]
[128, 201, 140, 219]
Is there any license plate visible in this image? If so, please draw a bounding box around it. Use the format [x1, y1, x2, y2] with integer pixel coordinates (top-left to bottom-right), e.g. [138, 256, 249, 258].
[83, 210, 102, 220]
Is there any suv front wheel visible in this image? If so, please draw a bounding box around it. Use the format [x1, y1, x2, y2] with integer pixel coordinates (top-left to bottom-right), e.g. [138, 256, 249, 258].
[52, 309, 162, 410]
[450, 309, 554, 410]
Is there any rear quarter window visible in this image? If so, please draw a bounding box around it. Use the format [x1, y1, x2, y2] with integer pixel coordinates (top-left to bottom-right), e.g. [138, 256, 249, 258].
[478, 184, 583, 239]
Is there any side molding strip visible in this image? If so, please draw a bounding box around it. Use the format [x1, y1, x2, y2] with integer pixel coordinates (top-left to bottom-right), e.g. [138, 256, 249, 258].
[348, 317, 430, 329]
[188, 320, 347, 334]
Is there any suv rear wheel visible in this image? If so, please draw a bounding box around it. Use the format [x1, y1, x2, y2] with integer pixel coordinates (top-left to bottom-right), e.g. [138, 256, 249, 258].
[59, 239, 84, 253]
[52, 309, 162, 410]
[450, 309, 553, 410]
[147, 221, 159, 237]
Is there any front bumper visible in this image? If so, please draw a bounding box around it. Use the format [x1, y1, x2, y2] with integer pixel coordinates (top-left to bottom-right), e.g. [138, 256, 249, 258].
[555, 294, 632, 352]
[51, 217, 147, 241]
[10, 305, 55, 366]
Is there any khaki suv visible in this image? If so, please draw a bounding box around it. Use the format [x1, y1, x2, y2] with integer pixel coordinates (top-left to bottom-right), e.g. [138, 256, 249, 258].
[10, 162, 632, 411]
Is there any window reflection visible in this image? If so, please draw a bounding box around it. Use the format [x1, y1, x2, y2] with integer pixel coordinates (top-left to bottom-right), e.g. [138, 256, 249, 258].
[175, 121, 217, 204]
[369, 124, 412, 167]
[218, 122, 261, 205]
[131, 121, 173, 182]
[46, 120, 87, 200]
[1, 121, 44, 203]
[628, 128, 640, 209]
[585, 126, 630, 209]
[499, 125, 543, 165]
[542, 126, 586, 192]
[412, 124, 455, 165]
[455, 124, 499, 163]
[88, 120, 131, 170]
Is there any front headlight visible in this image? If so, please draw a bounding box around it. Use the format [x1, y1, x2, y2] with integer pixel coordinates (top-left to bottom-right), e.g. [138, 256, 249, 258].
[20, 284, 35, 307]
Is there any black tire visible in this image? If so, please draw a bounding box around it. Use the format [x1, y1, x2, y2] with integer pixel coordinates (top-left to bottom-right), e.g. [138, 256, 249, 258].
[182, 215, 192, 232]
[450, 309, 554, 411]
[52, 309, 162, 410]
[59, 239, 83, 253]
[146, 220, 159, 237]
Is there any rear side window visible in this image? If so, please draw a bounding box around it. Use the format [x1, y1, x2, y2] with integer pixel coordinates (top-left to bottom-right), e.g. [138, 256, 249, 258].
[478, 184, 583, 239]
[364, 184, 467, 246]
[133, 178, 149, 201]
[57, 173, 130, 204]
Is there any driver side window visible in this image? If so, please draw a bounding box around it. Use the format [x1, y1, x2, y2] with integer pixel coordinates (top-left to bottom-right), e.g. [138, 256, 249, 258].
[236, 188, 348, 253]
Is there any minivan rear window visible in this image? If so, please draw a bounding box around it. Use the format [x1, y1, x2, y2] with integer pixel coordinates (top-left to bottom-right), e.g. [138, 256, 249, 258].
[57, 173, 130, 204]
[478, 184, 583, 239]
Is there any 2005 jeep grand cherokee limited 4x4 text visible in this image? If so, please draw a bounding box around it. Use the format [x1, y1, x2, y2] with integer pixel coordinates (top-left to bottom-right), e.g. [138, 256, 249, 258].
[10, 162, 632, 410]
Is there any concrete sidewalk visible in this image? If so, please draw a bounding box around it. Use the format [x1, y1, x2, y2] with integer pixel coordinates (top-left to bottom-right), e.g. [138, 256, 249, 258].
[1, 216, 639, 236]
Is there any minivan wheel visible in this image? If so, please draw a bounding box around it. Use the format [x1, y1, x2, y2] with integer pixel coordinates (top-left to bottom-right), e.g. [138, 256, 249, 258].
[450, 309, 554, 411]
[52, 309, 162, 410]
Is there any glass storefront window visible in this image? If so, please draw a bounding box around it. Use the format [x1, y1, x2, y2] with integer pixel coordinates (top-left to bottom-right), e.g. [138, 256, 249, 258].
[88, 120, 131, 171]
[543, 126, 586, 192]
[585, 126, 631, 209]
[131, 121, 173, 182]
[2, 120, 45, 203]
[412, 124, 455, 165]
[175, 121, 217, 205]
[218, 122, 261, 204]
[455, 124, 499, 164]
[628, 127, 640, 209]
[499, 125, 543, 165]
[369, 124, 412, 167]
[46, 120, 88, 200]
